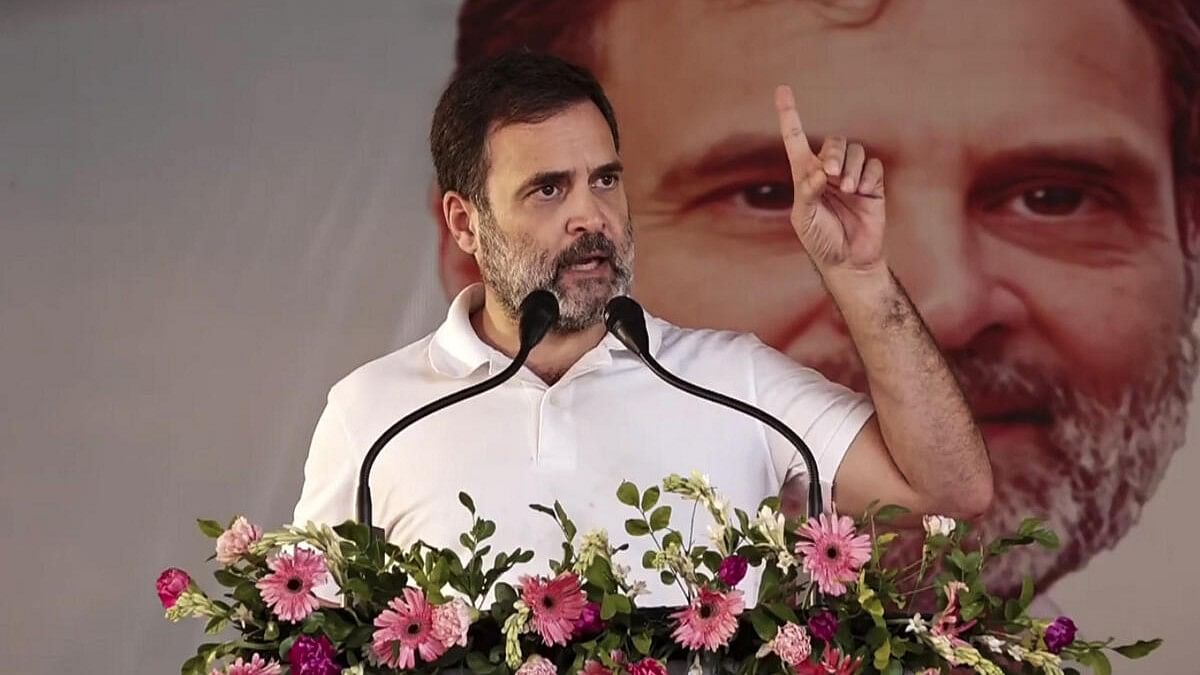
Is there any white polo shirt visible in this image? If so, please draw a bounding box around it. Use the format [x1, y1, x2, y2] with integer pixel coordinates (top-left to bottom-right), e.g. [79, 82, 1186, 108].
[293, 284, 874, 605]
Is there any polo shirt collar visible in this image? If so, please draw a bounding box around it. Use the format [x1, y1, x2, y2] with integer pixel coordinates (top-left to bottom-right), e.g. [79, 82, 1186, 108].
[428, 283, 663, 379]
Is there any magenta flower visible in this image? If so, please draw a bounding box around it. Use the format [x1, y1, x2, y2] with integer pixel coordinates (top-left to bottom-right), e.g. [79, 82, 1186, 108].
[215, 516, 262, 565]
[807, 610, 838, 642]
[770, 622, 813, 667]
[372, 587, 447, 668]
[670, 587, 745, 651]
[627, 657, 668, 675]
[520, 572, 587, 646]
[794, 513, 872, 596]
[213, 654, 282, 675]
[255, 548, 328, 623]
[1045, 616, 1078, 654]
[572, 601, 605, 638]
[156, 568, 192, 609]
[287, 634, 341, 675]
[717, 555, 749, 587]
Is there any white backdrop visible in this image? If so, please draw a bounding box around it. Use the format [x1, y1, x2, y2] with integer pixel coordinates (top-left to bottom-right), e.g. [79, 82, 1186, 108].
[1, 2, 1196, 673]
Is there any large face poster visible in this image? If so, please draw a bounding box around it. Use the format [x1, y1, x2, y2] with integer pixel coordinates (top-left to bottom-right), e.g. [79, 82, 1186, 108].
[436, 0, 1199, 603]
[2, 1, 1197, 674]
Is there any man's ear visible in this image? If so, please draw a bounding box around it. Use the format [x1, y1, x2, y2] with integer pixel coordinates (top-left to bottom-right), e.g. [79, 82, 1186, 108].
[431, 182, 482, 298]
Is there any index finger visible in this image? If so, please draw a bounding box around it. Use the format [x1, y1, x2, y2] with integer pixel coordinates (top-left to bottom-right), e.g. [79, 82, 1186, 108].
[775, 85, 815, 164]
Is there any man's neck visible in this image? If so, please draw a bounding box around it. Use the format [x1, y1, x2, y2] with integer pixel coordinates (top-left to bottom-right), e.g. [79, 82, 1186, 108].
[470, 293, 606, 385]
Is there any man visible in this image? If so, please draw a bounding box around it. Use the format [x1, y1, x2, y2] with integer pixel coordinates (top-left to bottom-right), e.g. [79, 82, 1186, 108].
[436, 0, 1200, 597]
[295, 52, 991, 605]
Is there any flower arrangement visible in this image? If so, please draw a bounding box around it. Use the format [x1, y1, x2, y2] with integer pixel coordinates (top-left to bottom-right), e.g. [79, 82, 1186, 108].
[159, 474, 1159, 674]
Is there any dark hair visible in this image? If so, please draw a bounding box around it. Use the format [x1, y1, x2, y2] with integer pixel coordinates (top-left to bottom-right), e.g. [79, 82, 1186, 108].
[429, 50, 620, 208]
[454, 0, 1200, 305]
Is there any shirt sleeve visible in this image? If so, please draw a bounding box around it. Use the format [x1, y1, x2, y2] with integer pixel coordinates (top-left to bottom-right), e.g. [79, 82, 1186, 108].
[291, 393, 357, 529]
[746, 335, 875, 510]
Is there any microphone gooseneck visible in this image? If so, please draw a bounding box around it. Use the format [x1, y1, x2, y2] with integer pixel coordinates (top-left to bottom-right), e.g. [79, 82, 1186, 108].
[605, 295, 825, 519]
[355, 290, 560, 532]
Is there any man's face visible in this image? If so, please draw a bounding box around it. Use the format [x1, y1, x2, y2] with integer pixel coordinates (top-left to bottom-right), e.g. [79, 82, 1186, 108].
[593, 0, 1193, 592]
[473, 102, 634, 331]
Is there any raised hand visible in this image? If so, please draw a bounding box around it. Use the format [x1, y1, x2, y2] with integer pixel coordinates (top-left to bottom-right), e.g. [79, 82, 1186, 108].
[775, 85, 887, 274]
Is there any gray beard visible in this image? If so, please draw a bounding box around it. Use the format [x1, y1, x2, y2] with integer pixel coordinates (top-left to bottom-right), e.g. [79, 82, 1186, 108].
[474, 212, 634, 333]
[813, 331, 1197, 596]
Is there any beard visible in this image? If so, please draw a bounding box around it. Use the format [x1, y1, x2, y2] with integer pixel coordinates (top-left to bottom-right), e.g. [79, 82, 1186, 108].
[811, 333, 1197, 596]
[474, 208, 635, 332]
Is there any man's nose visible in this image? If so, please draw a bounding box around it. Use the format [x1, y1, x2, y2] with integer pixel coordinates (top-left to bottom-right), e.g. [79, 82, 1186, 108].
[884, 187, 1029, 352]
[565, 188, 608, 235]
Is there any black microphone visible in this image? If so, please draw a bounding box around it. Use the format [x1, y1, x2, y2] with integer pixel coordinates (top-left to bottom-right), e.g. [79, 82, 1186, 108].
[605, 295, 826, 519]
[356, 290, 560, 531]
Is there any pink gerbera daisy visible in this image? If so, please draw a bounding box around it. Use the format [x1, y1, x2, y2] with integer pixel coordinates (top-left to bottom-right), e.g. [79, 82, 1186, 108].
[372, 587, 447, 669]
[670, 587, 745, 651]
[254, 548, 328, 622]
[212, 653, 282, 675]
[794, 513, 872, 596]
[520, 572, 587, 646]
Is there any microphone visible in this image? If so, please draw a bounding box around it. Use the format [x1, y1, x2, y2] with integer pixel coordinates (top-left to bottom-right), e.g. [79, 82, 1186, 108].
[355, 290, 560, 531]
[605, 296, 826, 519]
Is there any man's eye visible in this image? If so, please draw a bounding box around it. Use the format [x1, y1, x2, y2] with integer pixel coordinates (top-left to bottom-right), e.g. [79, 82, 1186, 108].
[595, 174, 620, 189]
[736, 182, 794, 211]
[535, 185, 560, 199]
[991, 183, 1113, 219]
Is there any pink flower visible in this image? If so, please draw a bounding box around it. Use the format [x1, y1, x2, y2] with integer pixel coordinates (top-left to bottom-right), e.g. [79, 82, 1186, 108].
[254, 548, 328, 623]
[520, 572, 587, 646]
[216, 516, 262, 565]
[432, 597, 472, 648]
[771, 622, 813, 667]
[372, 587, 447, 668]
[515, 654, 558, 675]
[212, 654, 283, 675]
[627, 657, 668, 675]
[670, 587, 745, 651]
[794, 513, 872, 596]
[801, 645, 862, 675]
[807, 610, 838, 642]
[579, 659, 613, 675]
[717, 555, 749, 587]
[932, 581, 976, 644]
[287, 634, 341, 675]
[1044, 616, 1077, 654]
[156, 568, 192, 609]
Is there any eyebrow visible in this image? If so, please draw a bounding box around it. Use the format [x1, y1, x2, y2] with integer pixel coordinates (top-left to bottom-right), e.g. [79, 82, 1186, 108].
[655, 134, 827, 194]
[513, 161, 625, 199]
[656, 133, 1165, 194]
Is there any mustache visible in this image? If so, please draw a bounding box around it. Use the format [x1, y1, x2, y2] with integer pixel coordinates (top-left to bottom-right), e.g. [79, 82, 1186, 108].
[551, 232, 629, 277]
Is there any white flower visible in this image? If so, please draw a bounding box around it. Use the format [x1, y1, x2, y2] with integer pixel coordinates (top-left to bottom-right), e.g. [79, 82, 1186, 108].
[905, 614, 930, 635]
[922, 514, 956, 538]
[976, 635, 1006, 653]
[708, 522, 731, 557]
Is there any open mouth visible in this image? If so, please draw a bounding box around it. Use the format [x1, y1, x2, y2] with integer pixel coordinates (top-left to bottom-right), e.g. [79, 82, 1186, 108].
[563, 254, 610, 272]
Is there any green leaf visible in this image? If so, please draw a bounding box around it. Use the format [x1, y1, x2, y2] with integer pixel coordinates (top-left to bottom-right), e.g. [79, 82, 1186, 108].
[1019, 576, 1035, 609]
[662, 531, 683, 550]
[642, 550, 658, 570]
[458, 492, 476, 514]
[882, 659, 903, 675]
[264, 620, 280, 640]
[467, 651, 498, 674]
[641, 487, 660, 511]
[323, 611, 355, 642]
[659, 570, 676, 585]
[617, 481, 640, 507]
[1112, 639, 1162, 659]
[632, 632, 652, 655]
[528, 503, 556, 519]
[873, 638, 892, 670]
[625, 519, 651, 536]
[748, 607, 779, 641]
[197, 519, 225, 538]
[1078, 650, 1113, 675]
[554, 501, 577, 540]
[873, 505, 911, 524]
[213, 569, 241, 587]
[600, 592, 630, 620]
[493, 582, 517, 605]
[764, 602, 799, 624]
[460, 533, 476, 550]
[649, 506, 673, 531]
[181, 654, 207, 675]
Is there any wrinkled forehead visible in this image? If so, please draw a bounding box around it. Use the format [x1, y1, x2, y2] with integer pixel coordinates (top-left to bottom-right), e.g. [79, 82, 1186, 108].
[595, 0, 1170, 170]
[482, 102, 621, 196]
